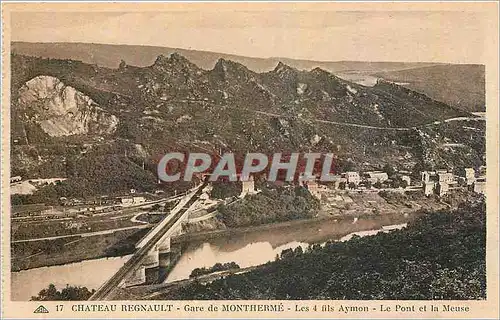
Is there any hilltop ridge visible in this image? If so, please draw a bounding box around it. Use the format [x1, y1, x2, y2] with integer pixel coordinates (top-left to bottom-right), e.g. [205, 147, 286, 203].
[12, 42, 485, 112]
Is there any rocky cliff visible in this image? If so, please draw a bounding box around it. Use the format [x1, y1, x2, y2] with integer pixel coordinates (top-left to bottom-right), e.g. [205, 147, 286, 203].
[16, 75, 118, 137]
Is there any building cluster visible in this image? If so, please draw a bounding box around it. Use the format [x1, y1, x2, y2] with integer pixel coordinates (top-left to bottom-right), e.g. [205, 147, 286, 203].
[59, 194, 147, 207]
[300, 170, 410, 191]
[13, 193, 151, 220]
[59, 195, 147, 216]
[421, 167, 486, 197]
[119, 196, 146, 206]
[11, 203, 90, 221]
[301, 166, 486, 200]
[10, 176, 22, 183]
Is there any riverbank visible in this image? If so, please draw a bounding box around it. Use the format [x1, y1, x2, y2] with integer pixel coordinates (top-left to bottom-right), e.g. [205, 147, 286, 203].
[174, 211, 416, 246]
[174, 188, 467, 246]
[12, 214, 414, 301]
[11, 228, 150, 271]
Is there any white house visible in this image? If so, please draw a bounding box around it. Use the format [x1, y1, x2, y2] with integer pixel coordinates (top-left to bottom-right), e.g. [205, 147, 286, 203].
[344, 172, 361, 185]
[240, 175, 258, 198]
[464, 168, 476, 185]
[436, 182, 449, 196]
[121, 197, 134, 206]
[364, 171, 389, 183]
[133, 196, 146, 204]
[401, 175, 411, 185]
[437, 172, 454, 184]
[423, 181, 435, 196]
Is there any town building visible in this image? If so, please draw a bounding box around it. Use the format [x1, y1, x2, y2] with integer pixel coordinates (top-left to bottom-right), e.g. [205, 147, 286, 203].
[421, 171, 435, 183]
[420, 170, 456, 196]
[40, 207, 59, 216]
[120, 197, 141, 206]
[473, 178, 486, 194]
[133, 196, 146, 204]
[436, 182, 449, 196]
[304, 180, 328, 199]
[10, 176, 22, 183]
[423, 181, 435, 196]
[240, 175, 258, 198]
[437, 172, 454, 184]
[121, 197, 134, 206]
[401, 175, 411, 185]
[464, 168, 476, 185]
[344, 172, 361, 185]
[363, 171, 389, 183]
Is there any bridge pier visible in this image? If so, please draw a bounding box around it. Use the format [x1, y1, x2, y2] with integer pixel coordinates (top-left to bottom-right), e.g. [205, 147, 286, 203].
[171, 227, 183, 237]
[159, 252, 171, 267]
[158, 237, 171, 254]
[157, 237, 172, 266]
[143, 247, 160, 268]
[124, 267, 146, 287]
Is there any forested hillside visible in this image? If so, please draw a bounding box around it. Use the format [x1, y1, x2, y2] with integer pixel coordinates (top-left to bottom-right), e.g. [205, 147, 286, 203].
[160, 199, 486, 300]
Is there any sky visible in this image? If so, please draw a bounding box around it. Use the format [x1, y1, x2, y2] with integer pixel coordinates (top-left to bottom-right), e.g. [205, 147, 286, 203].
[9, 8, 490, 64]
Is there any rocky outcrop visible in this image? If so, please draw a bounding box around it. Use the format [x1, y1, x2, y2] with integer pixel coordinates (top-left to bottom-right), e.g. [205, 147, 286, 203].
[17, 75, 118, 137]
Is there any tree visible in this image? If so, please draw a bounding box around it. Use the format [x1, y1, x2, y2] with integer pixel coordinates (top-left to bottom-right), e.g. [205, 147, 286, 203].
[118, 59, 127, 70]
[336, 159, 356, 173]
[151, 204, 162, 211]
[189, 262, 241, 278]
[382, 164, 396, 177]
[373, 181, 383, 189]
[31, 284, 95, 301]
[400, 180, 409, 189]
[391, 179, 401, 189]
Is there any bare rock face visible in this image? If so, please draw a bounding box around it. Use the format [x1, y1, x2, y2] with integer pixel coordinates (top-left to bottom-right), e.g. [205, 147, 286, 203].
[17, 76, 118, 136]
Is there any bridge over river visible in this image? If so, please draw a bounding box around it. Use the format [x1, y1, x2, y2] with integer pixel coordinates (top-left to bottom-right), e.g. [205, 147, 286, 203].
[89, 181, 207, 301]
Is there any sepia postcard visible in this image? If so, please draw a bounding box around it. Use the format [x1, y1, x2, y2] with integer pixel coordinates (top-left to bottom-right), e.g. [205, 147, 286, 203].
[1, 1, 499, 319]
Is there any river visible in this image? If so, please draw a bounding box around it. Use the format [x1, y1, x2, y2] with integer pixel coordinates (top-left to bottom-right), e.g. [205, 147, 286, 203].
[11, 213, 413, 300]
[165, 221, 407, 282]
[11, 255, 132, 301]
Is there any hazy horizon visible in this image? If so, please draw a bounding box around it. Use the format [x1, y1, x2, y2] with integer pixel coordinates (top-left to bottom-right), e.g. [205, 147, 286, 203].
[11, 40, 465, 65]
[10, 10, 488, 64]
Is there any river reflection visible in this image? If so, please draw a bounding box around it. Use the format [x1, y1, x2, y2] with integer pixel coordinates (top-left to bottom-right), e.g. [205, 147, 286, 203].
[166, 241, 310, 282]
[165, 220, 408, 283]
